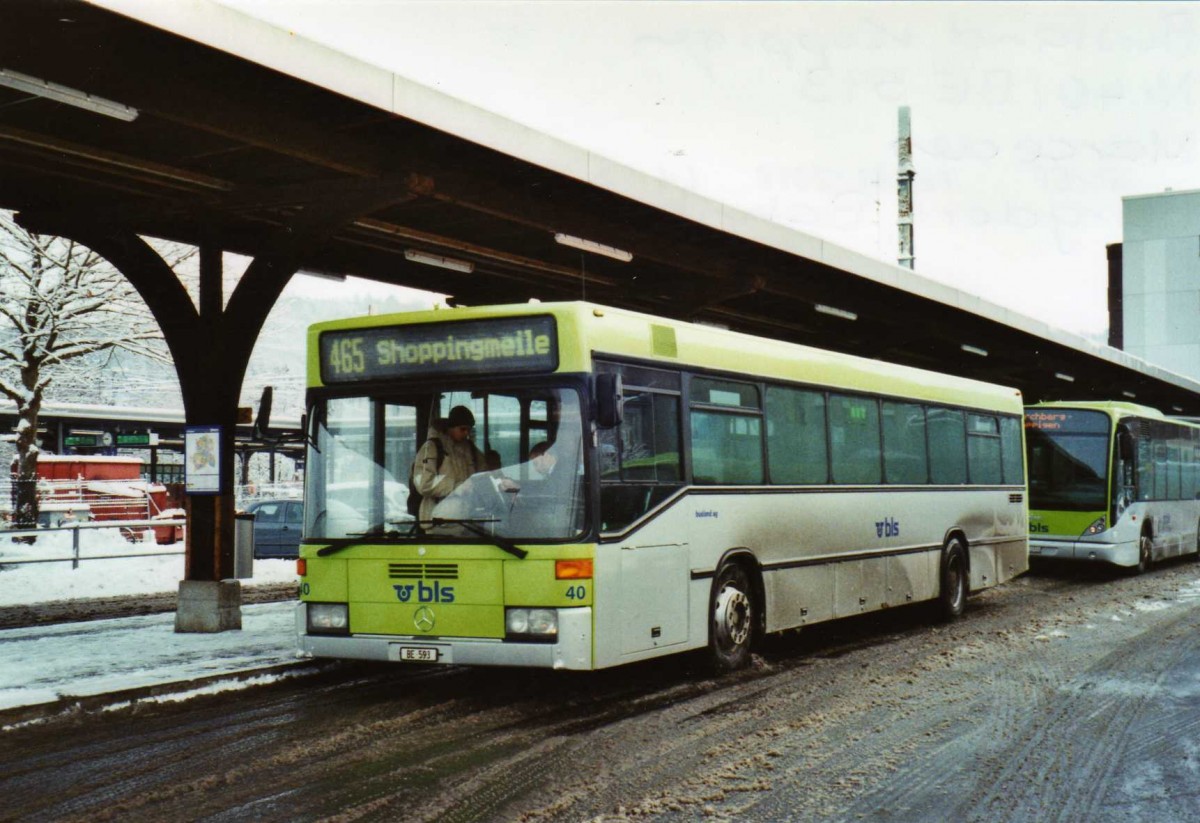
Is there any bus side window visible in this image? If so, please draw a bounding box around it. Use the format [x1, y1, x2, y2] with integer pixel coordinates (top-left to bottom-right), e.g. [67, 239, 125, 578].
[928, 407, 967, 485]
[598, 384, 683, 532]
[882, 401, 928, 484]
[829, 394, 881, 485]
[999, 416, 1024, 485]
[967, 414, 1002, 485]
[1137, 438, 1154, 501]
[765, 386, 827, 484]
[689, 378, 763, 485]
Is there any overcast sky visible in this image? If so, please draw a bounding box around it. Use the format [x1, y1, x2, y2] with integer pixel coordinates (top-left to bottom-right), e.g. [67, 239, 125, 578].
[219, 0, 1200, 339]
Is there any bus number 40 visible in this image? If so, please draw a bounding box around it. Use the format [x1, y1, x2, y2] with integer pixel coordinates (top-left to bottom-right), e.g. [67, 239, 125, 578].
[566, 585, 587, 600]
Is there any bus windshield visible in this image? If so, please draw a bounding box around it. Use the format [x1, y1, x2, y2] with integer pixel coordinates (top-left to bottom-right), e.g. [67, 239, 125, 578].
[1025, 409, 1111, 511]
[304, 385, 586, 542]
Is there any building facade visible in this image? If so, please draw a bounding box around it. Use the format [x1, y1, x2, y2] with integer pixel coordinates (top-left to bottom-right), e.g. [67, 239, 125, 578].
[1118, 189, 1200, 382]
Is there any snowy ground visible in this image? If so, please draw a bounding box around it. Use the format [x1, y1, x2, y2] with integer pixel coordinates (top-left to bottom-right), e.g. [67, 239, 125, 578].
[0, 525, 298, 605]
[0, 526, 304, 716]
[0, 603, 300, 714]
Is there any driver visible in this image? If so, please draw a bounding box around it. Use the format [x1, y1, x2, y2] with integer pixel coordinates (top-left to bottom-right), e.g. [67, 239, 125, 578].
[411, 405, 486, 522]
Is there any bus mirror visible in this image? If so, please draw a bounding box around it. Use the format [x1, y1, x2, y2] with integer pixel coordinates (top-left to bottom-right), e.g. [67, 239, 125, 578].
[1118, 430, 1135, 462]
[253, 386, 274, 441]
[595, 373, 623, 428]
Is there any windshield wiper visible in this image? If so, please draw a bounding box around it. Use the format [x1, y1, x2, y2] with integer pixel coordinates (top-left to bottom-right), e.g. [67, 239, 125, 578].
[428, 518, 528, 559]
[315, 522, 419, 556]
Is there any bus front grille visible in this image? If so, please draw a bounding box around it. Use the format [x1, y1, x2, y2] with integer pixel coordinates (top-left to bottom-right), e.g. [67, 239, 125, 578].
[389, 563, 459, 580]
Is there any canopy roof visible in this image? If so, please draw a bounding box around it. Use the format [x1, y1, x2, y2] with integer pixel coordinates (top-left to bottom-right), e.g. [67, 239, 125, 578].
[0, 0, 1196, 414]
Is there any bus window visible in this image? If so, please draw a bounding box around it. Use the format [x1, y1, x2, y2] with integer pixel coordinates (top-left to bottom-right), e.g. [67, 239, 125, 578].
[882, 401, 928, 484]
[967, 414, 1002, 485]
[765, 386, 827, 484]
[598, 387, 682, 532]
[1000, 417, 1024, 485]
[1154, 442, 1168, 500]
[1168, 442, 1181, 500]
[482, 394, 521, 468]
[690, 378, 763, 485]
[829, 394, 881, 484]
[928, 407, 967, 484]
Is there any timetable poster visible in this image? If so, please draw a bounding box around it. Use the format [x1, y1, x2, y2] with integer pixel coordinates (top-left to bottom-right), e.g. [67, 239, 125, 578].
[184, 425, 222, 494]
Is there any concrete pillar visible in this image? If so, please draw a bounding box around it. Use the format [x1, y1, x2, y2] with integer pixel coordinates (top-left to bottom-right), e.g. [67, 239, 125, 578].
[175, 579, 242, 632]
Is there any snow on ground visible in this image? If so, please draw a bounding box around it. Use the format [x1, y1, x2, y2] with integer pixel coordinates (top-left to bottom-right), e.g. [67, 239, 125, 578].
[0, 527, 305, 716]
[0, 526, 298, 605]
[0, 602, 299, 713]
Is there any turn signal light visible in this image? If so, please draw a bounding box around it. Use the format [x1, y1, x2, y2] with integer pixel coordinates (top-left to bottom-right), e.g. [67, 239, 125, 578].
[297, 558, 307, 576]
[555, 559, 593, 579]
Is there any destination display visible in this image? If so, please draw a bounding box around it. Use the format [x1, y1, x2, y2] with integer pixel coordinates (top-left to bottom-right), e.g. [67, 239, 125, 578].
[1025, 409, 1109, 434]
[320, 315, 558, 383]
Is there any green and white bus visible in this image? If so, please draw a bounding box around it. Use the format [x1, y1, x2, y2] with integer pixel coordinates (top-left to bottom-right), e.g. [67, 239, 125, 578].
[297, 302, 1028, 671]
[1026, 401, 1200, 571]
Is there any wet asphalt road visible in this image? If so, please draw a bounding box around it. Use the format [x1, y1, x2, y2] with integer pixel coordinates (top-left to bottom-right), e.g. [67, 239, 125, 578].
[3, 559, 1200, 822]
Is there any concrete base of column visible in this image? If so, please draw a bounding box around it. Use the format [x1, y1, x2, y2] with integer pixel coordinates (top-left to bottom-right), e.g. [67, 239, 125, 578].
[175, 579, 242, 633]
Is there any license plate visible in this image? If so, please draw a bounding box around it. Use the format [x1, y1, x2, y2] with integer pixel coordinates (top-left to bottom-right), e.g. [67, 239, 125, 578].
[398, 646, 440, 663]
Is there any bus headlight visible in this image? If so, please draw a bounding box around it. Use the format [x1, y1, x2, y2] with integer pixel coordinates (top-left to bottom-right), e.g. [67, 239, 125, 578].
[307, 603, 349, 634]
[1083, 517, 1106, 536]
[506, 608, 558, 640]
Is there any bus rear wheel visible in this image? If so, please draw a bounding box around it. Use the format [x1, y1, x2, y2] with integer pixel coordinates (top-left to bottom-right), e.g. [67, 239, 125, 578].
[708, 561, 755, 672]
[936, 538, 968, 621]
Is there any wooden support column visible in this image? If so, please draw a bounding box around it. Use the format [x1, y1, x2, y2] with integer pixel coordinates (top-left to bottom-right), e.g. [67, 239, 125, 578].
[182, 244, 238, 586]
[15, 185, 416, 629]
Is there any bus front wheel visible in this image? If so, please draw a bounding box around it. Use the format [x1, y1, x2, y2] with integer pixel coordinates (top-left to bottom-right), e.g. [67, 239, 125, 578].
[708, 561, 755, 672]
[937, 538, 968, 621]
[1134, 531, 1153, 575]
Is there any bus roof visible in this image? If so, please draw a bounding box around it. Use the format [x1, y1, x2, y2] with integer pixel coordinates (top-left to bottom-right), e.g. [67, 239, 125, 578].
[309, 302, 1023, 413]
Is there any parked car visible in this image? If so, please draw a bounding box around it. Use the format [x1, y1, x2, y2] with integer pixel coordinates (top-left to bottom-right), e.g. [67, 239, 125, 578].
[245, 498, 303, 559]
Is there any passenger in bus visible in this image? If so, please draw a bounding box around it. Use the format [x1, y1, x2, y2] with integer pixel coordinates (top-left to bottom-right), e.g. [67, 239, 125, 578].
[411, 405, 486, 522]
[530, 440, 575, 496]
[530, 441, 559, 480]
[484, 449, 503, 473]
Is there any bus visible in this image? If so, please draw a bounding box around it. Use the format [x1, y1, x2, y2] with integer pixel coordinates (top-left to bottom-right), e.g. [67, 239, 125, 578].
[1025, 401, 1200, 571]
[297, 302, 1027, 671]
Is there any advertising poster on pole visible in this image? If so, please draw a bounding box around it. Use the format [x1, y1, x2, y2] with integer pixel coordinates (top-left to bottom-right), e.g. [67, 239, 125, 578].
[184, 425, 222, 494]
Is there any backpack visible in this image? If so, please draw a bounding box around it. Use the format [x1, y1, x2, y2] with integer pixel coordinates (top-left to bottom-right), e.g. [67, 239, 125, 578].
[407, 437, 446, 517]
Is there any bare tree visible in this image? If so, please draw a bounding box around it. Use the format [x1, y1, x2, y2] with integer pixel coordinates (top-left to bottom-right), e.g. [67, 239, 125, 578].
[0, 212, 184, 534]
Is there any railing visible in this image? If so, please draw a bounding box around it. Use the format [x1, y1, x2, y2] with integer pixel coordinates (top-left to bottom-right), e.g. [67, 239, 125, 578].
[2, 476, 159, 523]
[0, 518, 187, 569]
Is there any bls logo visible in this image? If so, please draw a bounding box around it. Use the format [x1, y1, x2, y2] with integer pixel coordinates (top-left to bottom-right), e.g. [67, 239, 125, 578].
[875, 517, 900, 538]
[1030, 522, 1049, 534]
[393, 581, 456, 603]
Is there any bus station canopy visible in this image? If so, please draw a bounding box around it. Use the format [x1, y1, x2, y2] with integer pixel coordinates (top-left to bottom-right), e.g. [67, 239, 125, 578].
[2, 0, 1199, 416]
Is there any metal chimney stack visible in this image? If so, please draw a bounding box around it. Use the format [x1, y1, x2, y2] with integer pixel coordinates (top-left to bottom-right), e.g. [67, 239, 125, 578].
[898, 106, 915, 270]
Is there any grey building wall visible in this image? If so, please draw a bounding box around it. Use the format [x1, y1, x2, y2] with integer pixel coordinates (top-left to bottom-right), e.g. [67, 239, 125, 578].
[1122, 189, 1200, 381]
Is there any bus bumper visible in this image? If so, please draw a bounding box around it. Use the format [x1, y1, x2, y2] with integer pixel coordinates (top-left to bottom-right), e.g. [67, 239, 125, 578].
[295, 603, 594, 670]
[1029, 538, 1138, 567]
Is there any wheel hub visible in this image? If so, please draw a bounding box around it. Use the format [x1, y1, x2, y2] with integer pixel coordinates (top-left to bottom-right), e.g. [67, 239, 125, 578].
[714, 585, 751, 648]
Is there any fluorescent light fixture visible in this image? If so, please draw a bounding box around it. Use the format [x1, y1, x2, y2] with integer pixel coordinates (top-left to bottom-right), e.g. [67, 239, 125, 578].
[960, 344, 989, 357]
[404, 249, 474, 273]
[0, 68, 138, 122]
[68, 428, 105, 436]
[554, 233, 633, 262]
[1122, 391, 1136, 399]
[1173, 406, 1184, 412]
[299, 270, 347, 283]
[1054, 372, 1075, 383]
[814, 304, 858, 321]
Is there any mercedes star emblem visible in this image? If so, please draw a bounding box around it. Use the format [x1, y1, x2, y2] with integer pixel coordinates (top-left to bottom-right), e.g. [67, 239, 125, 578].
[414, 606, 436, 632]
